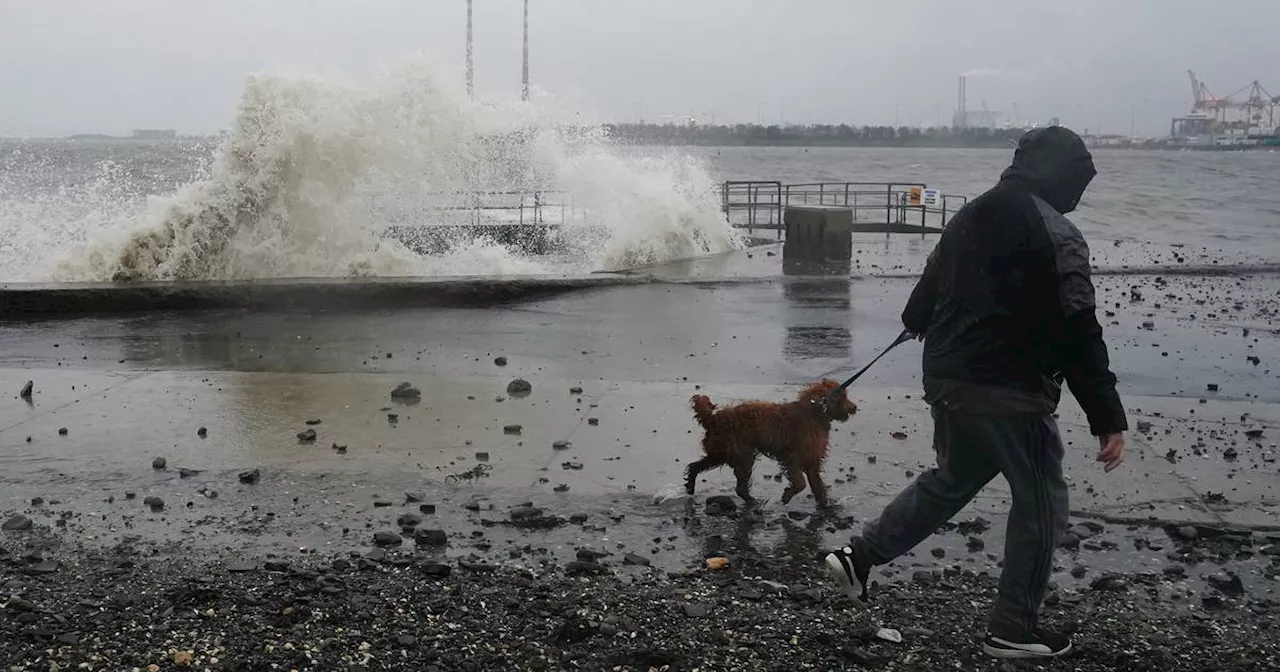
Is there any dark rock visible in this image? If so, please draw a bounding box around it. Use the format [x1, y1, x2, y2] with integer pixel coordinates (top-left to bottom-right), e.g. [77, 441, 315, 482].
[125, 492, 136, 500]
[1067, 524, 1097, 540]
[1058, 533, 1081, 550]
[414, 529, 448, 547]
[178, 468, 200, 479]
[587, 418, 599, 426]
[143, 496, 164, 511]
[197, 427, 207, 437]
[561, 461, 584, 470]
[576, 548, 609, 563]
[30, 497, 43, 506]
[20, 380, 33, 399]
[930, 548, 946, 559]
[373, 531, 404, 547]
[373, 498, 393, 508]
[364, 548, 387, 563]
[1071, 564, 1088, 579]
[566, 560, 609, 576]
[1245, 429, 1264, 439]
[705, 495, 737, 516]
[956, 517, 990, 535]
[504, 424, 523, 435]
[152, 457, 167, 470]
[1162, 564, 1186, 577]
[5, 596, 37, 612]
[475, 451, 490, 462]
[297, 428, 317, 442]
[264, 560, 290, 572]
[1176, 525, 1198, 541]
[966, 536, 985, 552]
[1136, 420, 1153, 434]
[794, 587, 824, 603]
[494, 356, 508, 366]
[419, 504, 437, 515]
[569, 386, 584, 395]
[623, 552, 652, 566]
[682, 603, 709, 618]
[1207, 383, 1220, 392]
[391, 382, 421, 400]
[1090, 575, 1129, 592]
[1224, 447, 1238, 460]
[1207, 573, 1245, 596]
[554, 484, 570, 493]
[238, 469, 261, 485]
[788, 511, 811, 521]
[552, 439, 570, 449]
[569, 513, 588, 524]
[506, 379, 533, 396]
[404, 491, 424, 503]
[420, 563, 451, 578]
[397, 513, 423, 528]
[227, 562, 257, 573]
[912, 570, 936, 584]
[58, 428, 67, 435]
[2, 514, 33, 531]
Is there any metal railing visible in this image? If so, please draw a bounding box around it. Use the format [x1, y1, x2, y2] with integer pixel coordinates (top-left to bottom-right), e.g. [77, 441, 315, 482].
[721, 181, 968, 238]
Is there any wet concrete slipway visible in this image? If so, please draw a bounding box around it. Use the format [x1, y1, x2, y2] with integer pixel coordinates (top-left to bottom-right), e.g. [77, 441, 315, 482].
[2, 236, 1280, 670]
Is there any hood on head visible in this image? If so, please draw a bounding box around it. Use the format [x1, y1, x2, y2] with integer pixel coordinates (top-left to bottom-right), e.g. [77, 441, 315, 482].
[998, 126, 1096, 213]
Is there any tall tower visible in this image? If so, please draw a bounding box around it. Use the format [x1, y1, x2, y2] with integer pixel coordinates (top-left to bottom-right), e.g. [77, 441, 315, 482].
[465, 0, 474, 98]
[521, 0, 530, 101]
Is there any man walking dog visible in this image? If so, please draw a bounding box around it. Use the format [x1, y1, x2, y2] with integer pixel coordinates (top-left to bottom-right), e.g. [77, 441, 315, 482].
[825, 126, 1127, 659]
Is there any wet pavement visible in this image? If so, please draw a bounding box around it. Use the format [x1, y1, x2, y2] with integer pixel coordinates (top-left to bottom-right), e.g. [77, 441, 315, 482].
[2, 243, 1279, 598]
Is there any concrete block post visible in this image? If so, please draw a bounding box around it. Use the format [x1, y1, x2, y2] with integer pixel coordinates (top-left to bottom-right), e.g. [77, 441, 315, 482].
[783, 205, 853, 262]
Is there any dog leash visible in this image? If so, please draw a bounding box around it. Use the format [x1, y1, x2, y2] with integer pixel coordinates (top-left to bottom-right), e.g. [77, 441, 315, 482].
[823, 328, 915, 406]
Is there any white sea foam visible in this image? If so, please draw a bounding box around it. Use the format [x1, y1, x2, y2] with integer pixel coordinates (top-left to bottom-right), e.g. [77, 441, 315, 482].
[2, 55, 741, 282]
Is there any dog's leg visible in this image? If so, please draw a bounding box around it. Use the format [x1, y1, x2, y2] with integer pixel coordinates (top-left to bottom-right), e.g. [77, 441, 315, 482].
[731, 457, 755, 504]
[805, 464, 830, 509]
[684, 457, 720, 495]
[780, 466, 808, 504]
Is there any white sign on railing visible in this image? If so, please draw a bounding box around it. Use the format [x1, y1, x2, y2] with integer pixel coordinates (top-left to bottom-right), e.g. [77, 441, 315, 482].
[921, 188, 941, 207]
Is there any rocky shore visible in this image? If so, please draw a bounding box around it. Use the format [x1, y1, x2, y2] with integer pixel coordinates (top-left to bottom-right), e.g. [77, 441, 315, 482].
[4, 529, 1278, 672]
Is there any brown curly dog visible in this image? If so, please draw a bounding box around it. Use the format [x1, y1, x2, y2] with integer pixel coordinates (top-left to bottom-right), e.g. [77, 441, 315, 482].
[685, 379, 857, 508]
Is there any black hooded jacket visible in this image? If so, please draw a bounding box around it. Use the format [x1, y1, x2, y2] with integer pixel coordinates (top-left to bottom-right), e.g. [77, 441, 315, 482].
[902, 127, 1127, 436]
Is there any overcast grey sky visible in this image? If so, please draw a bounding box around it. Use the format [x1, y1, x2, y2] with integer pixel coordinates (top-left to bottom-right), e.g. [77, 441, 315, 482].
[1, 0, 1277, 137]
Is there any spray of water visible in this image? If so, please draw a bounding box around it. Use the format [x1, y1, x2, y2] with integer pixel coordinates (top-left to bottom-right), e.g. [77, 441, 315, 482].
[1, 55, 741, 282]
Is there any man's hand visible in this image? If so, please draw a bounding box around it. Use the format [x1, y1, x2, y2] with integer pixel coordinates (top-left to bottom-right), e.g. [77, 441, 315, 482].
[1096, 432, 1125, 472]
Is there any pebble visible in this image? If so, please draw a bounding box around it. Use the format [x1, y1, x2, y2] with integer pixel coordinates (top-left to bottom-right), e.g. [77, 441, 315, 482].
[297, 428, 317, 442]
[552, 439, 570, 449]
[405, 491, 425, 503]
[419, 504, 437, 515]
[238, 469, 261, 485]
[1090, 575, 1128, 592]
[197, 426, 207, 437]
[373, 531, 404, 547]
[1177, 525, 1198, 541]
[683, 603, 709, 618]
[1071, 564, 1088, 579]
[569, 386, 584, 395]
[553, 484, 570, 493]
[504, 424, 523, 435]
[414, 529, 448, 546]
[494, 356, 508, 366]
[587, 417, 599, 426]
[705, 557, 729, 571]
[397, 513, 423, 528]
[391, 382, 421, 400]
[143, 496, 164, 512]
[152, 457, 167, 470]
[2, 515, 33, 531]
[19, 380, 33, 399]
[57, 428, 67, 435]
[178, 468, 200, 479]
[506, 378, 533, 395]
[623, 552, 652, 566]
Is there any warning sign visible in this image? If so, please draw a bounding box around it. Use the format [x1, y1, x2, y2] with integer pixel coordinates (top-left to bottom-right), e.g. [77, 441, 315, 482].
[921, 188, 941, 207]
[908, 187, 922, 206]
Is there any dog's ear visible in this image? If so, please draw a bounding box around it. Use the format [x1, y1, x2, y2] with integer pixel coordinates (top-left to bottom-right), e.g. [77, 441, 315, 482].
[799, 379, 838, 405]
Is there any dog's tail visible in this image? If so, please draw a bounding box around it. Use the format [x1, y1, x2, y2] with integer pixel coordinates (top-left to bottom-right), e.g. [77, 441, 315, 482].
[691, 394, 716, 427]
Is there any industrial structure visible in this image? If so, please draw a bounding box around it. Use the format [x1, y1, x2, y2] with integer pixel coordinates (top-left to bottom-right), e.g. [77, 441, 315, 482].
[952, 75, 1002, 129]
[462, 0, 531, 102]
[1171, 70, 1279, 147]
